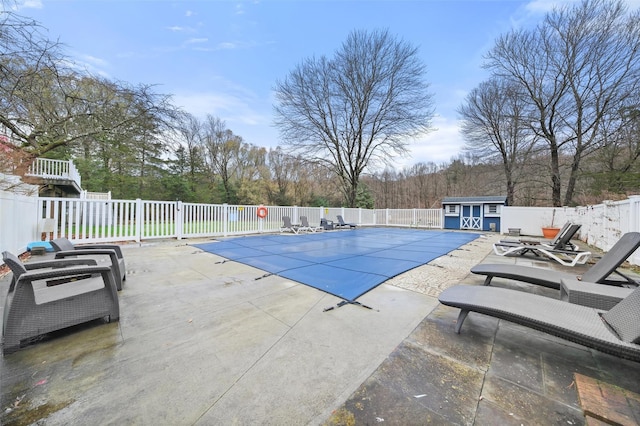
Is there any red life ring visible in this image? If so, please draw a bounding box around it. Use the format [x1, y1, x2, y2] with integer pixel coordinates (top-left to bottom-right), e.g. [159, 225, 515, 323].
[257, 206, 268, 218]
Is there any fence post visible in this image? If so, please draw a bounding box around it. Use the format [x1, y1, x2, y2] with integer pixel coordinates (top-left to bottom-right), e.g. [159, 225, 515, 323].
[135, 199, 142, 243]
[628, 195, 640, 234]
[176, 201, 183, 240]
[223, 204, 228, 237]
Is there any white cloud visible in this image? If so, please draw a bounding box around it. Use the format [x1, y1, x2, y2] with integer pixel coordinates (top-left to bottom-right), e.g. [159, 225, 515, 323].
[82, 54, 109, 68]
[392, 115, 465, 169]
[524, 0, 577, 14]
[217, 41, 238, 50]
[185, 10, 193, 17]
[523, 0, 640, 16]
[172, 90, 278, 147]
[15, 0, 42, 10]
[185, 38, 208, 45]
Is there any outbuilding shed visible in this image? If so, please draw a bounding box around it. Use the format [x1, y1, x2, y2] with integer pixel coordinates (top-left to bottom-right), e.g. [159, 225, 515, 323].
[442, 196, 507, 232]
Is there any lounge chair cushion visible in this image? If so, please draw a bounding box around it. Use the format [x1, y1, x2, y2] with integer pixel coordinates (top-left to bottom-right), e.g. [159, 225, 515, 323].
[601, 287, 640, 343]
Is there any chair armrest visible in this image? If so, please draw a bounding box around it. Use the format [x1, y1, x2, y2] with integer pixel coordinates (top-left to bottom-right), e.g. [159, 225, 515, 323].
[20, 265, 112, 282]
[54, 249, 121, 280]
[55, 249, 118, 263]
[74, 244, 123, 258]
[24, 258, 97, 270]
[18, 265, 119, 296]
[560, 278, 632, 310]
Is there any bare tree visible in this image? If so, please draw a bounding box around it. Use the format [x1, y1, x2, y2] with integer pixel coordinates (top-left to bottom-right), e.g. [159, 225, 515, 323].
[267, 147, 296, 205]
[233, 144, 268, 204]
[0, 7, 178, 184]
[583, 104, 640, 195]
[202, 116, 240, 203]
[458, 78, 537, 205]
[175, 113, 207, 196]
[274, 29, 434, 207]
[484, 0, 640, 206]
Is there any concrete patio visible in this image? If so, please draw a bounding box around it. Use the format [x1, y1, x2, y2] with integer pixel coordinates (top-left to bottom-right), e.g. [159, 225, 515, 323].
[1, 232, 639, 425]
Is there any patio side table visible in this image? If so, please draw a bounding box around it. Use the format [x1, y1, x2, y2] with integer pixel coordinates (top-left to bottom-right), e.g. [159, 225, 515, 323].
[560, 278, 630, 310]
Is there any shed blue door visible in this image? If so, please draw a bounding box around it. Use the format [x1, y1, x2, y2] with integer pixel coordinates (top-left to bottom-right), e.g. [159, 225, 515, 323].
[461, 205, 481, 230]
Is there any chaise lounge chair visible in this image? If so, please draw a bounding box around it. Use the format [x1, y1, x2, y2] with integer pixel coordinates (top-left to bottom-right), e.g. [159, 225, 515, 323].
[299, 216, 323, 233]
[500, 222, 575, 249]
[336, 215, 356, 229]
[2, 251, 119, 354]
[438, 283, 640, 362]
[50, 237, 126, 290]
[472, 232, 640, 290]
[280, 216, 300, 234]
[492, 224, 590, 266]
[494, 223, 581, 252]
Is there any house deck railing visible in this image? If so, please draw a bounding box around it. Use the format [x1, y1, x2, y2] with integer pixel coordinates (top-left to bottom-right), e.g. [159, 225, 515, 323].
[26, 158, 82, 189]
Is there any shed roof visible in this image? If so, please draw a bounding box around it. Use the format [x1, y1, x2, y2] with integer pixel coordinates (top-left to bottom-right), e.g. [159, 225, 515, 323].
[442, 196, 507, 204]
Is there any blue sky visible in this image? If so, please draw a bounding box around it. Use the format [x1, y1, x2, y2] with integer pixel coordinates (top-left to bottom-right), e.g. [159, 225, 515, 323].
[16, 0, 640, 168]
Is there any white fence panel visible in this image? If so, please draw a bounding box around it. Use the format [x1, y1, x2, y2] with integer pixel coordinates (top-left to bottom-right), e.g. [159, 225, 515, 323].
[181, 202, 224, 238]
[0, 191, 38, 254]
[360, 208, 375, 225]
[502, 197, 640, 265]
[414, 209, 442, 228]
[324, 207, 347, 224]
[38, 198, 140, 244]
[3, 194, 638, 266]
[340, 208, 360, 224]
[141, 200, 177, 240]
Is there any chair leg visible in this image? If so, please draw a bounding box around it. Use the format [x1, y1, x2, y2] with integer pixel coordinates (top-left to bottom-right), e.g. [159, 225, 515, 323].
[455, 310, 469, 333]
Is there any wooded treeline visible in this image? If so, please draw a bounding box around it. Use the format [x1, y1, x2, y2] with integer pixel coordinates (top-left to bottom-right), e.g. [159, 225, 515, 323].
[1, 1, 639, 208]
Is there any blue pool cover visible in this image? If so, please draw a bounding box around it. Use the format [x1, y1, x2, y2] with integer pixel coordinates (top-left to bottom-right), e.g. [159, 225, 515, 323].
[194, 228, 480, 302]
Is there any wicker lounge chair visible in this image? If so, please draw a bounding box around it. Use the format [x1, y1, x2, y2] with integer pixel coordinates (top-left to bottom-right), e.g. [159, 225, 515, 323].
[438, 284, 640, 362]
[336, 215, 356, 228]
[299, 216, 323, 233]
[2, 251, 119, 354]
[280, 216, 300, 234]
[472, 232, 640, 289]
[50, 238, 126, 290]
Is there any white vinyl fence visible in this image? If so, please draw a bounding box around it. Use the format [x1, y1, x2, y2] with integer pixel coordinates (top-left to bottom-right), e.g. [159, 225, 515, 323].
[0, 194, 444, 250]
[0, 191, 39, 255]
[3, 190, 640, 266]
[500, 195, 640, 265]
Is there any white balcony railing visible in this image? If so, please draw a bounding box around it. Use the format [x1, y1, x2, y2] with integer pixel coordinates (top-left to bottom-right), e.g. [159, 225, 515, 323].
[26, 158, 82, 189]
